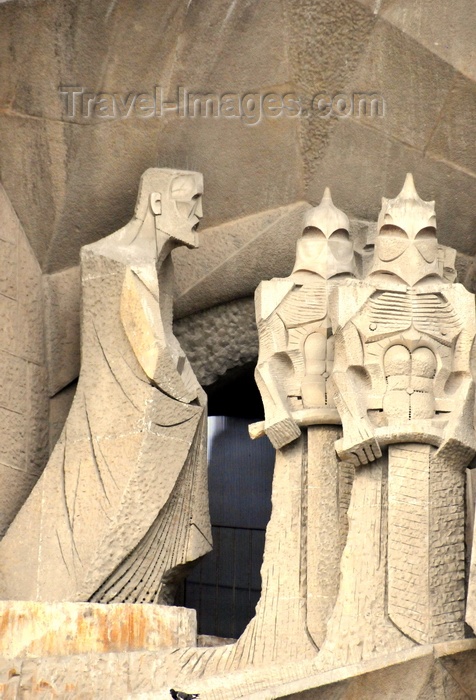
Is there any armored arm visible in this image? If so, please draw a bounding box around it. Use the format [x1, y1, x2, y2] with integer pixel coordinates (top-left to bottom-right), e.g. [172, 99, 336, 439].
[437, 326, 476, 463]
[329, 321, 382, 466]
[254, 283, 301, 450]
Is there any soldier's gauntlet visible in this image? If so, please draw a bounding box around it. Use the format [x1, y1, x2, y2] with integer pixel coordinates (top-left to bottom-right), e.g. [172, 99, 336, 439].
[265, 413, 301, 450]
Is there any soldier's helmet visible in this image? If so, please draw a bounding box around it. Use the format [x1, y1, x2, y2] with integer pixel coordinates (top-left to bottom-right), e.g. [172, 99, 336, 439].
[372, 173, 439, 286]
[293, 188, 356, 279]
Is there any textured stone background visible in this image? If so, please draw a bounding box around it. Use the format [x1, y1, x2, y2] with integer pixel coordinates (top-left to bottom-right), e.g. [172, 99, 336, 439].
[0, 0, 475, 274]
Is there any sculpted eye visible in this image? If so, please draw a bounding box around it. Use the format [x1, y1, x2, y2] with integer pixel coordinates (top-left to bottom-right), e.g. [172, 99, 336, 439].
[302, 226, 324, 236]
[379, 225, 407, 238]
[415, 227, 436, 240]
[329, 229, 350, 242]
[328, 230, 353, 263]
[415, 227, 437, 262]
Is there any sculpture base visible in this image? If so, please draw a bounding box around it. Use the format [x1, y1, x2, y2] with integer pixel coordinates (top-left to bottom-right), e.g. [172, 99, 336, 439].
[244, 639, 476, 699]
[0, 632, 474, 699]
[0, 601, 196, 659]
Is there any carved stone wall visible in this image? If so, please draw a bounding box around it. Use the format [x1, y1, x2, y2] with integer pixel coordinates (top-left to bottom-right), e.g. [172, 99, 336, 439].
[174, 298, 257, 388]
[0, 184, 48, 539]
[1, 0, 476, 277]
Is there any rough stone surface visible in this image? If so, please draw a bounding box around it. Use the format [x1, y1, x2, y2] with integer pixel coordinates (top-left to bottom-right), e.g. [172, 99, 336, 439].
[0, 639, 474, 699]
[43, 265, 81, 397]
[174, 298, 257, 387]
[0, 183, 49, 540]
[285, 0, 377, 184]
[0, 601, 196, 659]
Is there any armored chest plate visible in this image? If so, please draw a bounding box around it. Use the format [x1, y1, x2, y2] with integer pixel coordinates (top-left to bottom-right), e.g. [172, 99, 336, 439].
[354, 289, 462, 346]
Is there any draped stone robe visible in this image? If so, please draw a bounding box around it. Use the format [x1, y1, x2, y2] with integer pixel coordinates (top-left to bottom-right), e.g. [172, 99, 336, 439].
[0, 225, 211, 603]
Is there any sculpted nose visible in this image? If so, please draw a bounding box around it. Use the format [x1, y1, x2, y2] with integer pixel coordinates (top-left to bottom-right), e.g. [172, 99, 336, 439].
[194, 196, 203, 219]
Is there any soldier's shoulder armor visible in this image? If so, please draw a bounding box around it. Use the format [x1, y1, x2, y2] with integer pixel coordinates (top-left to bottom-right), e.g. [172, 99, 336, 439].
[332, 278, 375, 330]
[277, 279, 328, 328]
[255, 278, 295, 324]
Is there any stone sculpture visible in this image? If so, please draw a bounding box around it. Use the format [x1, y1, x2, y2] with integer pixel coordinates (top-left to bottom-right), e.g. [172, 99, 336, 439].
[318, 174, 476, 668]
[241, 189, 357, 663]
[0, 167, 212, 603]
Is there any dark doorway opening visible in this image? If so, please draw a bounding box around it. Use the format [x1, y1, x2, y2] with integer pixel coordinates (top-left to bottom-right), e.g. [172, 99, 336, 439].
[181, 363, 275, 640]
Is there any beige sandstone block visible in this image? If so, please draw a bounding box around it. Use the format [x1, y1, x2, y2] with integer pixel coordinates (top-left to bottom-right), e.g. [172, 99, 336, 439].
[349, 19, 456, 152]
[0, 601, 196, 659]
[426, 75, 476, 178]
[380, 0, 476, 82]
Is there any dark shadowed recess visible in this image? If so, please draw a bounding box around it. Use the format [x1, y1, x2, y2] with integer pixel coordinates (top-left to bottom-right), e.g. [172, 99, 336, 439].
[179, 364, 275, 640]
[205, 362, 264, 420]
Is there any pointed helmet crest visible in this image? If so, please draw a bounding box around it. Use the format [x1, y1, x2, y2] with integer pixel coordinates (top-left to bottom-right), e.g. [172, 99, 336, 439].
[372, 174, 440, 286]
[293, 188, 356, 279]
[303, 187, 350, 238]
[377, 173, 436, 237]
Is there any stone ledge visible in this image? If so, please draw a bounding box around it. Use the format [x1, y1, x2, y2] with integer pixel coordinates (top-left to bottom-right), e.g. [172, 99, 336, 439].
[242, 639, 476, 700]
[0, 601, 196, 659]
[0, 636, 474, 699]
